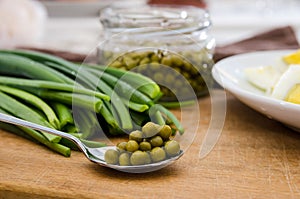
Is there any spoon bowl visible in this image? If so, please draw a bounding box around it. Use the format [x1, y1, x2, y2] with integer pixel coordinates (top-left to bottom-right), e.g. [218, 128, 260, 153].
[0, 113, 183, 173]
[88, 146, 183, 173]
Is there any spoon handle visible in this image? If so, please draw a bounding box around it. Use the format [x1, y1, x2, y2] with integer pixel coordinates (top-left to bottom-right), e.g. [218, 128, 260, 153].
[0, 112, 85, 150]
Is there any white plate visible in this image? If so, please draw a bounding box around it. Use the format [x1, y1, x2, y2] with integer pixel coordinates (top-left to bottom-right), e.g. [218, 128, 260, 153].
[212, 50, 300, 132]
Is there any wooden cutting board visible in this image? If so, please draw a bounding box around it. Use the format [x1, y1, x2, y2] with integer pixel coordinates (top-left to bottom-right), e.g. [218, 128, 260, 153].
[1, 90, 300, 199]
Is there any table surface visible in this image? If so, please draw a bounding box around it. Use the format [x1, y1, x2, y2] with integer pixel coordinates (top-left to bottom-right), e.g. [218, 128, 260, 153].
[1, 91, 300, 199]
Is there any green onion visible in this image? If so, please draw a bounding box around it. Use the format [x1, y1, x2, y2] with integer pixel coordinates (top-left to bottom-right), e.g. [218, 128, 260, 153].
[0, 76, 110, 101]
[0, 85, 61, 129]
[51, 102, 74, 128]
[0, 53, 74, 84]
[0, 91, 61, 142]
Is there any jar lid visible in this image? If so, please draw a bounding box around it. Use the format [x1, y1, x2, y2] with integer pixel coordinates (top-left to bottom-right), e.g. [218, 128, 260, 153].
[100, 5, 211, 35]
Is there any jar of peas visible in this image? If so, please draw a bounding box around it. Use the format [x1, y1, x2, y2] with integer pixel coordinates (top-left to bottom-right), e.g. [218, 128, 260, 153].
[98, 5, 215, 102]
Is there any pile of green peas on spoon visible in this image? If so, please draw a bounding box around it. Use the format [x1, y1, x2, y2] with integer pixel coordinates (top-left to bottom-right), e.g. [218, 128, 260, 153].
[104, 122, 181, 166]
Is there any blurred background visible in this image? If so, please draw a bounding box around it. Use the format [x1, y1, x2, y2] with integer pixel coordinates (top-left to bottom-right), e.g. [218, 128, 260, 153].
[0, 0, 299, 53]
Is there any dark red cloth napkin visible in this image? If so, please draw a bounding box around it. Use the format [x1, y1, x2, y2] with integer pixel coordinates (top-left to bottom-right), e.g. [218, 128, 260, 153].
[148, 0, 206, 8]
[213, 26, 300, 62]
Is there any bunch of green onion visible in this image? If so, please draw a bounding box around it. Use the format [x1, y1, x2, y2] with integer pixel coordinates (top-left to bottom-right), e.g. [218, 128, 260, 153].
[0, 50, 184, 157]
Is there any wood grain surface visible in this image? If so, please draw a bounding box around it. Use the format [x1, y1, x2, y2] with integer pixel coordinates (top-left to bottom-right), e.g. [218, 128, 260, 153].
[1, 90, 300, 199]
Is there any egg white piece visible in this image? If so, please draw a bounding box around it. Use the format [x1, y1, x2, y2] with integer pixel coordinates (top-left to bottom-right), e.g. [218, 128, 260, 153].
[271, 64, 300, 100]
[244, 65, 282, 92]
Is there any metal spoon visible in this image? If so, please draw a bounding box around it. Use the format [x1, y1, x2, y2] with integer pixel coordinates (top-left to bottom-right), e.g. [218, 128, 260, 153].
[0, 113, 183, 173]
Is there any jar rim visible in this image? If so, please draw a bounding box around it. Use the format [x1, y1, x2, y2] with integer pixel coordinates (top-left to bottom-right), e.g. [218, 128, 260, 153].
[100, 4, 211, 34]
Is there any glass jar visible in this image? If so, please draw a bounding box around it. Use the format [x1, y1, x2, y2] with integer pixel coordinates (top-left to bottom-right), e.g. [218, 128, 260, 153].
[98, 5, 215, 102]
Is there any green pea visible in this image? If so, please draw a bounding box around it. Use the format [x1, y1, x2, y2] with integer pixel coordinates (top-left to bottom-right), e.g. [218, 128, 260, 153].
[150, 147, 166, 163]
[190, 65, 199, 76]
[170, 55, 183, 67]
[161, 56, 172, 66]
[165, 73, 175, 84]
[150, 53, 160, 62]
[150, 136, 163, 147]
[165, 140, 180, 157]
[136, 64, 148, 73]
[142, 122, 162, 138]
[130, 150, 151, 165]
[135, 51, 152, 59]
[119, 152, 131, 166]
[158, 125, 172, 140]
[104, 149, 119, 165]
[117, 142, 127, 151]
[139, 57, 151, 65]
[123, 56, 137, 69]
[139, 141, 152, 151]
[144, 152, 151, 164]
[126, 140, 139, 152]
[182, 60, 192, 71]
[196, 76, 205, 83]
[174, 80, 183, 88]
[119, 66, 128, 70]
[173, 67, 182, 74]
[128, 52, 141, 59]
[191, 81, 198, 89]
[153, 72, 164, 83]
[109, 60, 123, 68]
[149, 62, 160, 71]
[129, 130, 143, 142]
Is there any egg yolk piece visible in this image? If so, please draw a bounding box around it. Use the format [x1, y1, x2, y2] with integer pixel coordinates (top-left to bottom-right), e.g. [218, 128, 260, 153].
[285, 84, 300, 104]
[283, 50, 300, 65]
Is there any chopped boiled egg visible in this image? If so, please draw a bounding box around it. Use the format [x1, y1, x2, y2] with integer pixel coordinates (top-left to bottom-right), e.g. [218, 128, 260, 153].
[285, 84, 300, 104]
[244, 65, 282, 92]
[271, 64, 300, 100]
[283, 50, 300, 65]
